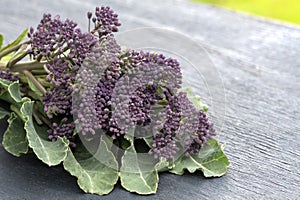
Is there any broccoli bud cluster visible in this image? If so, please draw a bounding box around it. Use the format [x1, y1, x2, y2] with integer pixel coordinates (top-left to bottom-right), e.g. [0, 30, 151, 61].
[22, 6, 217, 159]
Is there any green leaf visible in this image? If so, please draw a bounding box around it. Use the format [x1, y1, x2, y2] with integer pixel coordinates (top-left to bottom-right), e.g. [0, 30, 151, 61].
[0, 34, 3, 49]
[0, 29, 28, 53]
[0, 107, 10, 119]
[2, 112, 28, 156]
[120, 146, 159, 195]
[8, 81, 23, 102]
[0, 80, 31, 123]
[0, 81, 30, 158]
[63, 135, 119, 195]
[0, 81, 31, 118]
[0, 78, 10, 90]
[21, 101, 69, 166]
[155, 157, 174, 172]
[180, 88, 208, 112]
[0, 80, 23, 103]
[170, 139, 229, 177]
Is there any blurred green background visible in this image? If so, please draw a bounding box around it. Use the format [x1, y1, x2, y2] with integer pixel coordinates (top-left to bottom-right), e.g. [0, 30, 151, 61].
[193, 0, 300, 25]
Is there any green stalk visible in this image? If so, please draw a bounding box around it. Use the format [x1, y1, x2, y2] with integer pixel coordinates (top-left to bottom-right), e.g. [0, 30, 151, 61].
[10, 61, 46, 72]
[33, 104, 52, 128]
[0, 41, 29, 59]
[37, 77, 52, 88]
[18, 74, 51, 88]
[0, 62, 5, 70]
[31, 69, 48, 75]
[36, 54, 43, 62]
[51, 46, 69, 58]
[33, 110, 43, 125]
[91, 25, 100, 34]
[18, 74, 29, 84]
[7, 51, 29, 68]
[23, 70, 46, 95]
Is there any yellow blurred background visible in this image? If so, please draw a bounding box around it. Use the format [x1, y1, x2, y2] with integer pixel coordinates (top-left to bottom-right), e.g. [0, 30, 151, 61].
[193, 0, 300, 25]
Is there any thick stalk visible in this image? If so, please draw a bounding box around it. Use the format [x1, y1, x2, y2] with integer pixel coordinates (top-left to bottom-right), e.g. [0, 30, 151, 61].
[18, 75, 29, 84]
[0, 62, 5, 70]
[0, 41, 29, 59]
[36, 54, 43, 62]
[23, 70, 47, 95]
[18, 74, 51, 88]
[37, 77, 52, 88]
[7, 51, 29, 68]
[33, 104, 52, 128]
[91, 25, 99, 34]
[9, 61, 46, 72]
[51, 46, 69, 58]
[31, 69, 48, 75]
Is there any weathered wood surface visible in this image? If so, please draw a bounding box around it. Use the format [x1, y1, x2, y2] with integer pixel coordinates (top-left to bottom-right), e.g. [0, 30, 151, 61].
[0, 0, 299, 199]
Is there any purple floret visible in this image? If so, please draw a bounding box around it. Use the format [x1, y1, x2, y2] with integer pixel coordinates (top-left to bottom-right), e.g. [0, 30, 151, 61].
[28, 14, 98, 64]
[0, 69, 19, 91]
[88, 6, 121, 37]
[47, 118, 76, 148]
[149, 92, 216, 160]
[0, 68, 18, 82]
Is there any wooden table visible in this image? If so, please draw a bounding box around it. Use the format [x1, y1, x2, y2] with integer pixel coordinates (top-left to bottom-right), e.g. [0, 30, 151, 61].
[0, 0, 299, 199]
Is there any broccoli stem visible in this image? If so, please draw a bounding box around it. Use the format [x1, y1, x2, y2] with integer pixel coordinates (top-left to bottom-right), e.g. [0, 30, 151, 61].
[7, 51, 29, 68]
[23, 70, 47, 95]
[0, 41, 29, 59]
[10, 61, 46, 72]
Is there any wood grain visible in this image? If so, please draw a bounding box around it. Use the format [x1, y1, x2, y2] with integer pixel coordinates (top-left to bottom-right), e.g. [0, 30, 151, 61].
[0, 0, 299, 199]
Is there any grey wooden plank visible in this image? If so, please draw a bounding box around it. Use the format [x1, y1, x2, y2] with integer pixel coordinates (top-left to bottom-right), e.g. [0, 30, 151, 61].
[0, 0, 299, 199]
[1, 0, 300, 77]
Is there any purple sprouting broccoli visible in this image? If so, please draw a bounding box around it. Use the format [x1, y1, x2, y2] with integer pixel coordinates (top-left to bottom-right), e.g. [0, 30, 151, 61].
[27, 5, 216, 160]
